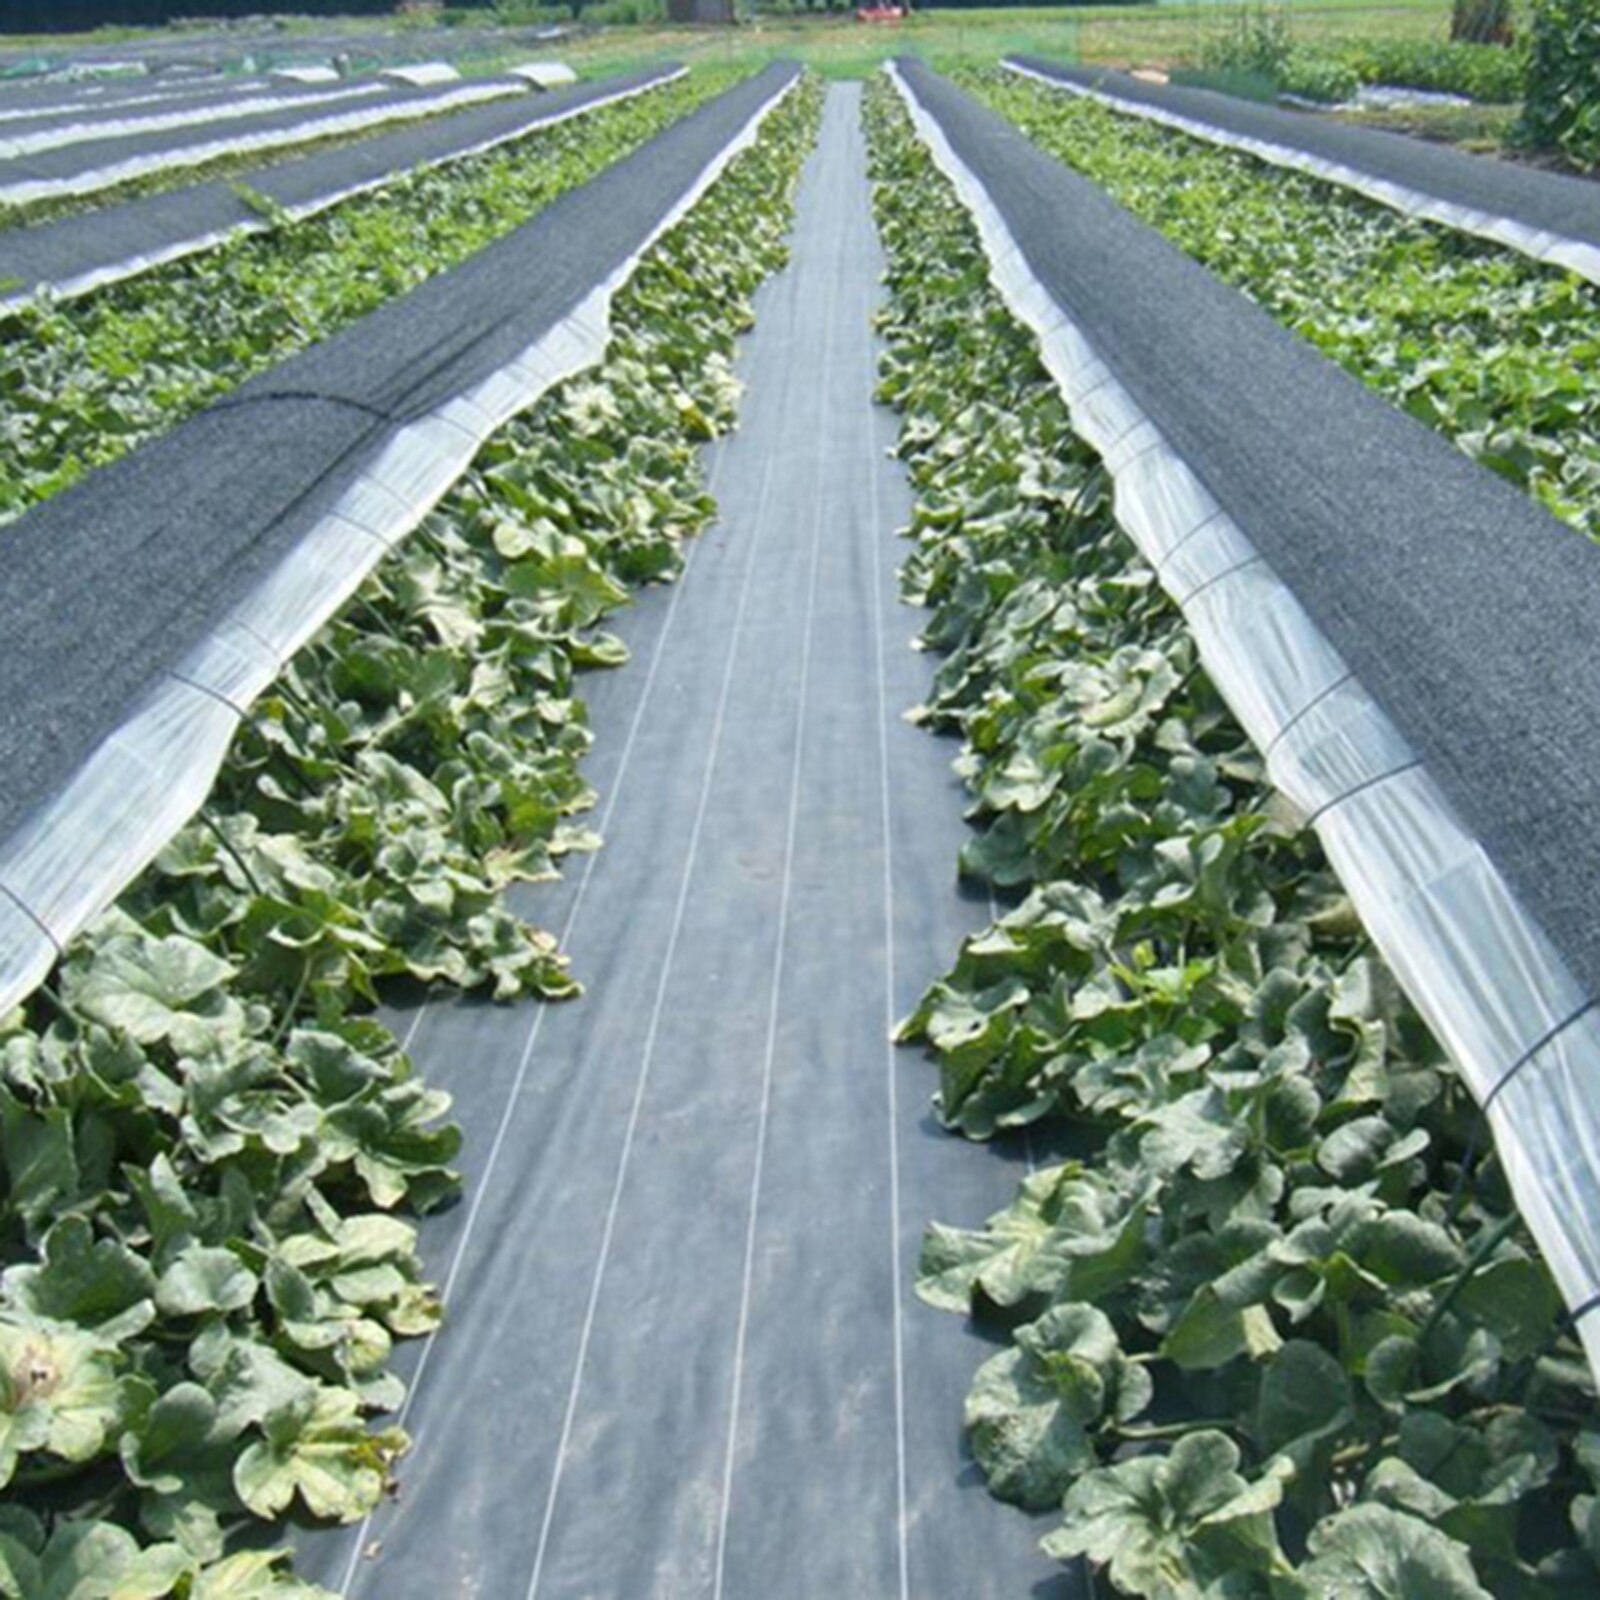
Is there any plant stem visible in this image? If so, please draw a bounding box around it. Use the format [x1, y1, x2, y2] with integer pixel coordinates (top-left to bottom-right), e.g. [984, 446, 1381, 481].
[1418, 1209, 1524, 1348]
[1117, 1418, 1237, 1441]
[200, 809, 265, 899]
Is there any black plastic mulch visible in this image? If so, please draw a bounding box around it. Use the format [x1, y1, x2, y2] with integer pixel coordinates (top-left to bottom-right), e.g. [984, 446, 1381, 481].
[292, 82, 1075, 1599]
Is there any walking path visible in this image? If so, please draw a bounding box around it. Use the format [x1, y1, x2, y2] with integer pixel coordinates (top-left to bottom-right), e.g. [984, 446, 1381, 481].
[296, 81, 1073, 1600]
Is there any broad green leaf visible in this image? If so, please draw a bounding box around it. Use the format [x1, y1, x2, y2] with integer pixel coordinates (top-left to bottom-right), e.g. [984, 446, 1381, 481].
[68, 932, 235, 1046]
[233, 1388, 405, 1523]
[1044, 1430, 1291, 1596]
[965, 1343, 1097, 1511]
[155, 1248, 258, 1319]
[2, 1216, 154, 1327]
[190, 1550, 333, 1598]
[1299, 1504, 1491, 1598]
[0, 1316, 127, 1484]
[6, 1520, 189, 1600]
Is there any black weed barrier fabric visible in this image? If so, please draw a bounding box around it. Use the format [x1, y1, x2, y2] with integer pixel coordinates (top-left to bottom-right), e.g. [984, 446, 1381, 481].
[0, 65, 680, 300]
[898, 60, 1600, 1009]
[291, 81, 1073, 1599]
[0, 63, 797, 869]
[1010, 55, 1600, 252]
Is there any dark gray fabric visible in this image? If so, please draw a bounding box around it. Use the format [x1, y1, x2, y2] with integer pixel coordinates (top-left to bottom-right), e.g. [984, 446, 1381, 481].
[0, 65, 680, 300]
[291, 85, 1077, 1598]
[0, 63, 797, 863]
[900, 60, 1600, 1008]
[1010, 55, 1600, 252]
[0, 75, 515, 192]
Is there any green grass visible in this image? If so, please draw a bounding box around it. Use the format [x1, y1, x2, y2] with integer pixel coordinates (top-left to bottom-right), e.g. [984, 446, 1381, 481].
[1331, 96, 1520, 149]
[548, 3, 1455, 79]
[1, 2, 1458, 84]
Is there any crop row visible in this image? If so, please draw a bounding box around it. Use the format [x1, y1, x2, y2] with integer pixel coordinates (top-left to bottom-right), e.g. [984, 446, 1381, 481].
[963, 68, 1600, 547]
[865, 75, 1599, 1600]
[0, 79, 523, 233]
[0, 66, 743, 522]
[0, 78, 820, 1599]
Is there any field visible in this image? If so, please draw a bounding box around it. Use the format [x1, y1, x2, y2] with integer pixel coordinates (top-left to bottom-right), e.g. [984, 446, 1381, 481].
[0, 10, 1596, 1600]
[0, 0, 1461, 77]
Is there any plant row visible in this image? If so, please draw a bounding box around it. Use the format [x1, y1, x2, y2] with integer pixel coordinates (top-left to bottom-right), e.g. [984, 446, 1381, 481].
[0, 65, 745, 523]
[0, 75, 821, 1600]
[865, 75, 1598, 1600]
[0, 80, 537, 234]
[968, 68, 1600, 547]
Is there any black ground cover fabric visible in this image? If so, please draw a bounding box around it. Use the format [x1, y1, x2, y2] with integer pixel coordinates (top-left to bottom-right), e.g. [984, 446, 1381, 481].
[1010, 55, 1600, 252]
[0, 65, 679, 300]
[0, 63, 796, 866]
[292, 84, 1076, 1598]
[900, 59, 1600, 1010]
[0, 74, 510, 194]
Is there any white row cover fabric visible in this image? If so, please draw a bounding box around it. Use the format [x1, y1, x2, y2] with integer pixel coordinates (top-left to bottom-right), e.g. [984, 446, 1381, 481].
[511, 62, 579, 90]
[382, 63, 462, 88]
[0, 71, 799, 1036]
[0, 79, 380, 160]
[1002, 59, 1600, 289]
[0, 77, 263, 125]
[271, 67, 343, 86]
[0, 78, 526, 208]
[0, 68, 686, 315]
[889, 62, 1600, 1379]
[47, 63, 147, 82]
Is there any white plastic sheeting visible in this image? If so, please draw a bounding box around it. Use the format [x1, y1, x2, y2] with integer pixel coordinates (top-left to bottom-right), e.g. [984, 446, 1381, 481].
[511, 62, 580, 91]
[0, 79, 264, 126]
[890, 62, 1600, 1376]
[0, 78, 526, 208]
[0, 68, 686, 315]
[382, 63, 462, 88]
[0, 70, 798, 1034]
[1002, 59, 1600, 290]
[0, 80, 380, 160]
[271, 66, 343, 86]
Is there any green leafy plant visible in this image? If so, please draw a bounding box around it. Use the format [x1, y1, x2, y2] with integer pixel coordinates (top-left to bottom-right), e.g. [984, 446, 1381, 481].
[865, 74, 1597, 1599]
[1277, 51, 1361, 105]
[1518, 0, 1600, 168]
[0, 74, 822, 1595]
[1334, 37, 1523, 103]
[1199, 4, 1295, 82]
[1193, 1, 1522, 105]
